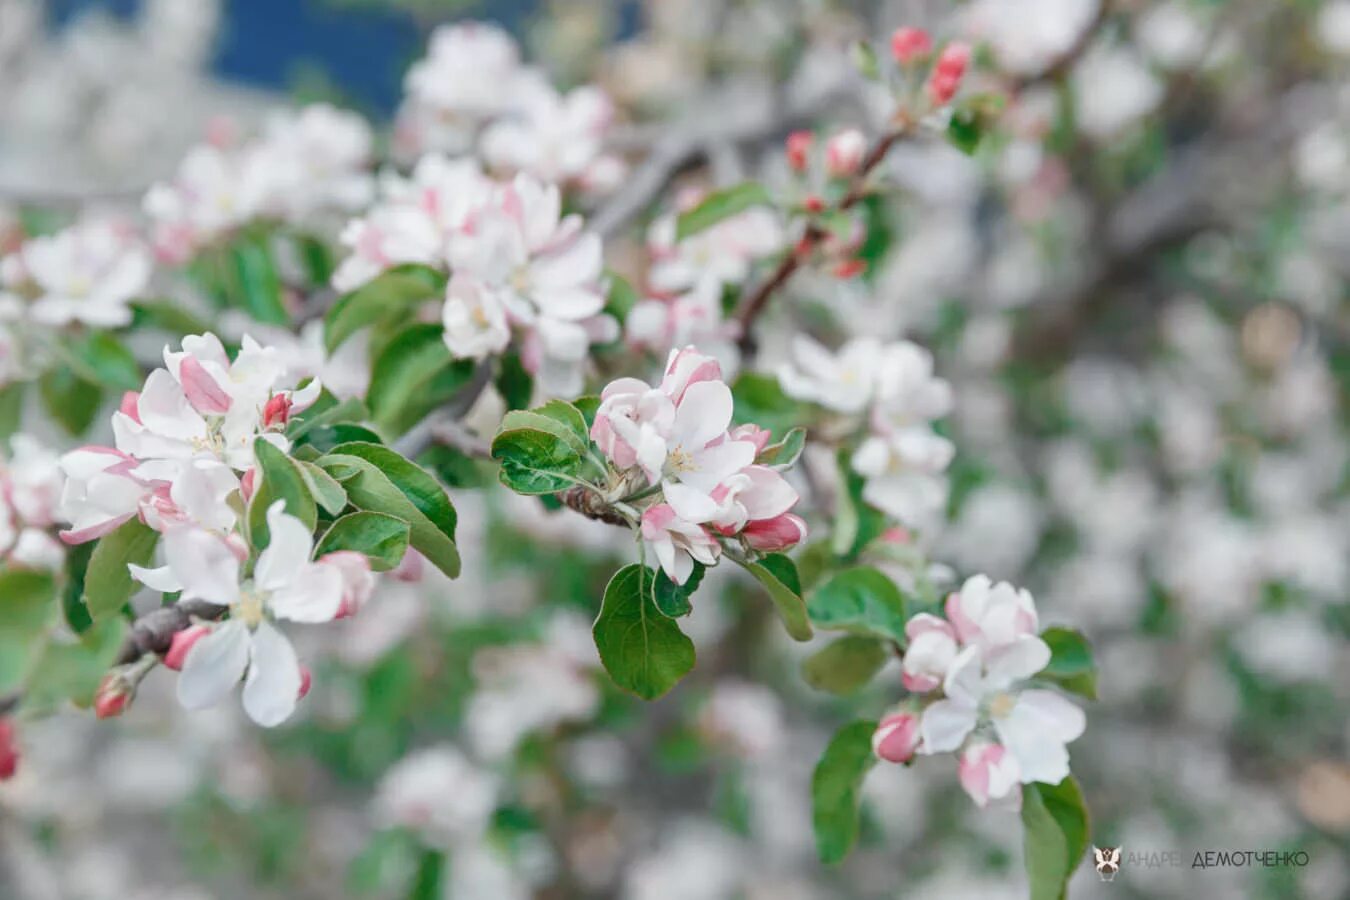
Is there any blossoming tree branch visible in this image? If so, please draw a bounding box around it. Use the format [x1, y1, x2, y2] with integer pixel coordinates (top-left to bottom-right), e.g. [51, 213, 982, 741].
[0, 16, 1110, 898]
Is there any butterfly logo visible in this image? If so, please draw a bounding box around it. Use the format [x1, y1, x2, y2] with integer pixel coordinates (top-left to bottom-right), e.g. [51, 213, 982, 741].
[1093, 846, 1122, 882]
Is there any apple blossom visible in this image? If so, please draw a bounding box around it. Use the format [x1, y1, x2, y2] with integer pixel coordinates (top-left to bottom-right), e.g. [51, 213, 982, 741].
[323, 550, 377, 619]
[640, 502, 720, 584]
[131, 503, 350, 726]
[872, 710, 922, 763]
[778, 335, 883, 413]
[442, 273, 512, 359]
[405, 22, 525, 125]
[646, 195, 784, 295]
[871, 341, 954, 432]
[852, 427, 954, 528]
[957, 741, 1022, 808]
[2, 215, 150, 327]
[144, 143, 273, 260]
[481, 82, 622, 188]
[945, 574, 1039, 651]
[825, 129, 867, 177]
[890, 27, 934, 64]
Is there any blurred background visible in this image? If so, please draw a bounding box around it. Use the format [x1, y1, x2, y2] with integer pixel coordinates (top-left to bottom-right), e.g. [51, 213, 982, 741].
[2, 1, 1350, 898]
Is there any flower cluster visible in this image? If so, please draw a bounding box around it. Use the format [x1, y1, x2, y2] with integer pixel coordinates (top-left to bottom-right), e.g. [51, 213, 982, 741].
[0, 213, 150, 329]
[779, 336, 953, 528]
[57, 332, 319, 544]
[145, 103, 374, 261]
[873, 575, 1086, 808]
[0, 434, 66, 570]
[394, 21, 623, 192]
[626, 189, 784, 370]
[592, 347, 807, 583]
[333, 157, 613, 396]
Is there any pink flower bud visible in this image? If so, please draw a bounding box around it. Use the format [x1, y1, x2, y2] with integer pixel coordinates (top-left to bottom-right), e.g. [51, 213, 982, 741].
[832, 258, 867, 279]
[786, 130, 814, 172]
[729, 423, 773, 454]
[872, 711, 920, 763]
[927, 42, 971, 106]
[297, 666, 313, 700]
[890, 26, 933, 64]
[742, 512, 808, 553]
[262, 393, 291, 428]
[0, 718, 19, 780]
[803, 194, 826, 214]
[825, 129, 867, 177]
[94, 674, 131, 720]
[163, 624, 210, 671]
[320, 551, 375, 619]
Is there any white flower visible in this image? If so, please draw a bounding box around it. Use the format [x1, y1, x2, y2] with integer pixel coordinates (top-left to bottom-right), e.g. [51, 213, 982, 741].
[256, 104, 374, 221]
[640, 502, 720, 584]
[919, 640, 1085, 787]
[405, 22, 525, 122]
[647, 201, 783, 294]
[135, 502, 345, 726]
[481, 81, 621, 187]
[13, 216, 149, 327]
[872, 341, 953, 432]
[1073, 46, 1163, 139]
[442, 273, 511, 359]
[57, 447, 152, 544]
[853, 427, 953, 527]
[375, 745, 499, 845]
[653, 380, 756, 497]
[778, 336, 882, 414]
[901, 613, 960, 693]
[144, 144, 274, 260]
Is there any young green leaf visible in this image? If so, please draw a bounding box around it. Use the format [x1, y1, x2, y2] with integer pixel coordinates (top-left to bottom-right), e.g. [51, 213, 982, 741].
[675, 182, 773, 241]
[231, 233, 289, 325]
[736, 554, 813, 641]
[806, 566, 908, 642]
[365, 323, 477, 436]
[249, 438, 319, 549]
[652, 563, 704, 617]
[755, 427, 807, 469]
[812, 719, 878, 864]
[593, 565, 696, 700]
[315, 511, 410, 571]
[329, 442, 458, 543]
[38, 365, 102, 436]
[21, 618, 127, 714]
[83, 518, 159, 621]
[296, 458, 349, 516]
[0, 568, 58, 692]
[802, 635, 890, 695]
[1022, 777, 1091, 900]
[324, 264, 447, 354]
[1039, 627, 1098, 700]
[491, 427, 584, 495]
[317, 453, 460, 578]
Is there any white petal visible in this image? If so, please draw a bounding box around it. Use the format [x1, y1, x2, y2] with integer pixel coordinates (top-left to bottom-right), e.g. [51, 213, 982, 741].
[919, 699, 978, 754]
[254, 500, 314, 591]
[177, 620, 250, 710]
[662, 481, 718, 523]
[672, 381, 733, 448]
[267, 562, 345, 623]
[241, 620, 302, 727]
[128, 563, 183, 593]
[163, 528, 241, 606]
[941, 645, 987, 706]
[983, 636, 1052, 689]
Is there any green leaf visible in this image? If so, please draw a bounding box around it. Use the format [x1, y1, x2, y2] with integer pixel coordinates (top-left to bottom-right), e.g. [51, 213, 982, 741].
[802, 635, 889, 694]
[812, 719, 878, 864]
[500, 401, 591, 461]
[652, 564, 704, 617]
[491, 427, 583, 495]
[1022, 777, 1090, 900]
[328, 442, 457, 543]
[675, 182, 773, 241]
[300, 422, 384, 454]
[83, 518, 159, 621]
[851, 40, 880, 80]
[296, 458, 349, 516]
[0, 567, 58, 692]
[22, 618, 126, 713]
[0, 381, 24, 439]
[317, 453, 460, 578]
[738, 554, 812, 641]
[593, 565, 696, 700]
[366, 323, 477, 436]
[131, 299, 214, 336]
[807, 566, 908, 641]
[248, 437, 318, 549]
[61, 540, 95, 634]
[73, 332, 142, 391]
[38, 365, 102, 435]
[231, 233, 289, 325]
[324, 264, 446, 354]
[315, 511, 410, 571]
[495, 352, 533, 412]
[287, 394, 369, 444]
[1039, 627, 1098, 700]
[755, 427, 806, 469]
[605, 271, 640, 320]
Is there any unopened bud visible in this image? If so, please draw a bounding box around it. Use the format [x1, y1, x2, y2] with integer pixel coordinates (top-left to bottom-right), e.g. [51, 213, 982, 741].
[927, 42, 971, 107]
[240, 467, 257, 505]
[0, 718, 19, 780]
[262, 393, 292, 429]
[825, 129, 867, 177]
[872, 711, 920, 763]
[297, 666, 313, 700]
[803, 194, 826, 214]
[742, 513, 808, 553]
[786, 130, 814, 172]
[832, 258, 867, 279]
[163, 624, 210, 671]
[890, 27, 933, 65]
[94, 673, 132, 719]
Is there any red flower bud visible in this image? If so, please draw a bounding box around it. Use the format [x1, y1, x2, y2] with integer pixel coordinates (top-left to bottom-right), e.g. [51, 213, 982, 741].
[872, 711, 920, 763]
[297, 666, 313, 701]
[890, 27, 933, 65]
[163, 624, 210, 672]
[94, 674, 131, 719]
[262, 393, 292, 428]
[786, 130, 814, 172]
[743, 513, 808, 553]
[927, 42, 971, 107]
[0, 718, 19, 780]
[803, 194, 826, 214]
[832, 258, 867, 279]
[240, 467, 257, 504]
[825, 129, 867, 177]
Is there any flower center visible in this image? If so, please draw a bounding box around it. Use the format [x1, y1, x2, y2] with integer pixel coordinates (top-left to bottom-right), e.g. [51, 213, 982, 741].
[988, 692, 1017, 719]
[235, 586, 266, 628]
[665, 445, 694, 474]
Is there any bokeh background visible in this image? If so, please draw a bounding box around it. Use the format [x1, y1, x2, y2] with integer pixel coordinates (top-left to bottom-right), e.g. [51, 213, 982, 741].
[2, 1, 1350, 898]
